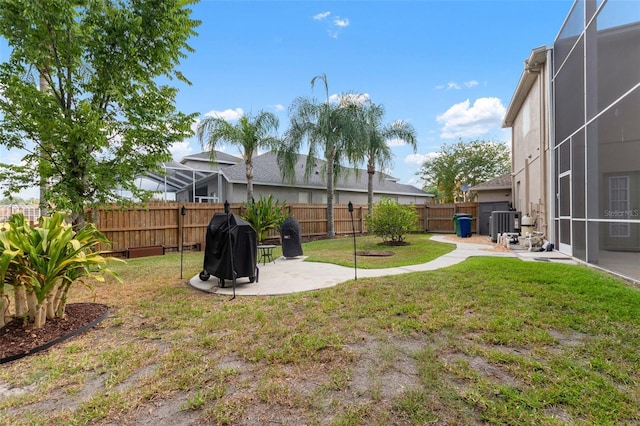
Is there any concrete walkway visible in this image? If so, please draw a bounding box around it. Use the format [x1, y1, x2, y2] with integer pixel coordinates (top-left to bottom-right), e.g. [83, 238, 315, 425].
[188, 235, 575, 296]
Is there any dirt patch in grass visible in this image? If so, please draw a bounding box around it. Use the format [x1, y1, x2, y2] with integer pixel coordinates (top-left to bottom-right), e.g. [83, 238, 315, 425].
[442, 234, 511, 252]
[356, 250, 395, 257]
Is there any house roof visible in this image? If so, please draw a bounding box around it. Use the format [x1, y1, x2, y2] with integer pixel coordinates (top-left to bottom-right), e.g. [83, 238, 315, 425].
[470, 173, 512, 191]
[503, 46, 550, 127]
[221, 151, 432, 197]
[181, 151, 242, 168]
[142, 151, 240, 190]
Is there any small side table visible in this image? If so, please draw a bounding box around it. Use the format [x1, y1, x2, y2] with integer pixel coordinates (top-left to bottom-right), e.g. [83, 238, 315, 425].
[257, 244, 276, 265]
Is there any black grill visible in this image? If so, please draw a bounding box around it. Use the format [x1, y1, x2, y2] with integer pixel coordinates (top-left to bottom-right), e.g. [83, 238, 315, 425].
[280, 216, 303, 258]
[200, 213, 257, 287]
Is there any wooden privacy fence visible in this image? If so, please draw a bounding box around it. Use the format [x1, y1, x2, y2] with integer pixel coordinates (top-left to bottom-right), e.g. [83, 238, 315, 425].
[88, 202, 430, 252]
[424, 203, 478, 234]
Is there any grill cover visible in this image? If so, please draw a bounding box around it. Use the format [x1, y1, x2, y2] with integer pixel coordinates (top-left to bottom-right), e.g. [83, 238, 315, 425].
[280, 216, 303, 258]
[202, 213, 257, 281]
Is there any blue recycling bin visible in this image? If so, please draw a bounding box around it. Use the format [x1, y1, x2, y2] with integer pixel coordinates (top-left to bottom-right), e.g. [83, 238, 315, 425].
[453, 213, 473, 237]
[458, 216, 472, 238]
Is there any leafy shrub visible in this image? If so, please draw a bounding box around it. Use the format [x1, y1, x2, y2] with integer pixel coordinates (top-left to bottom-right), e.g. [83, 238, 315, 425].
[365, 198, 418, 244]
[0, 212, 120, 329]
[241, 195, 288, 243]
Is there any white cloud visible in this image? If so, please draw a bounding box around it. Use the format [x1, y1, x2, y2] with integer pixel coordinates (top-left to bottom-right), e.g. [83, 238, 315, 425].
[169, 141, 193, 161]
[329, 92, 369, 106]
[333, 17, 350, 28]
[436, 80, 479, 90]
[190, 119, 200, 134]
[203, 108, 244, 121]
[436, 97, 506, 139]
[271, 103, 285, 112]
[404, 176, 424, 189]
[404, 152, 438, 166]
[313, 11, 331, 20]
[314, 10, 350, 38]
[387, 138, 407, 147]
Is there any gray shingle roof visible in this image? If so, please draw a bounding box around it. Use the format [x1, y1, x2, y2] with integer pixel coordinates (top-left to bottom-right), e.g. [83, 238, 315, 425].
[222, 151, 430, 197]
[182, 151, 242, 165]
[470, 173, 512, 191]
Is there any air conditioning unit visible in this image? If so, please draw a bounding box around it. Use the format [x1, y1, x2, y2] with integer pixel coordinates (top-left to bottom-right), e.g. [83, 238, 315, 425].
[490, 211, 521, 242]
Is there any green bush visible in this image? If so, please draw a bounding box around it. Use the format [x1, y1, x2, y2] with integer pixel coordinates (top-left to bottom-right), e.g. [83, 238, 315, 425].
[241, 195, 288, 243]
[365, 198, 418, 244]
[0, 212, 120, 329]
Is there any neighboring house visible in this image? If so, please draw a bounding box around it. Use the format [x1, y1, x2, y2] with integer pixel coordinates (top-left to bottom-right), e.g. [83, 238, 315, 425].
[503, 0, 640, 283]
[180, 151, 243, 172]
[144, 151, 242, 202]
[470, 173, 513, 236]
[0, 204, 40, 223]
[470, 173, 513, 204]
[156, 150, 432, 205]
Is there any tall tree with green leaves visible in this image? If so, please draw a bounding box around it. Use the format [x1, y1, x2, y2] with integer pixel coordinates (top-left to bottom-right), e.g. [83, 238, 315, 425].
[279, 74, 364, 238]
[360, 102, 417, 215]
[196, 110, 280, 203]
[0, 0, 200, 227]
[418, 139, 511, 203]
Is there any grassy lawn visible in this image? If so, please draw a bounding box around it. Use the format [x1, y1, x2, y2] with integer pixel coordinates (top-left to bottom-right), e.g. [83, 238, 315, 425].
[0, 235, 639, 425]
[300, 233, 456, 268]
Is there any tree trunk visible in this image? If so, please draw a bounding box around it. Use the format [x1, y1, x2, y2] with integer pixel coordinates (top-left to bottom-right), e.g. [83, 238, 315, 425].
[14, 285, 27, 318]
[38, 72, 50, 218]
[52, 281, 65, 318]
[326, 151, 335, 238]
[33, 303, 46, 329]
[55, 282, 69, 319]
[46, 284, 58, 319]
[56, 296, 67, 319]
[246, 158, 254, 203]
[72, 211, 87, 230]
[26, 290, 38, 323]
[0, 294, 8, 327]
[367, 169, 375, 216]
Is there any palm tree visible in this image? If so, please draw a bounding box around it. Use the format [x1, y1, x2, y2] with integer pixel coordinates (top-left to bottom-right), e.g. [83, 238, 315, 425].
[278, 74, 364, 238]
[360, 103, 417, 215]
[196, 110, 280, 203]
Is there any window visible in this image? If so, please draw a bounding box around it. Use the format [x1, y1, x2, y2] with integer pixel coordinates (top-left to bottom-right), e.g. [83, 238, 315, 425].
[609, 176, 630, 237]
[298, 191, 311, 204]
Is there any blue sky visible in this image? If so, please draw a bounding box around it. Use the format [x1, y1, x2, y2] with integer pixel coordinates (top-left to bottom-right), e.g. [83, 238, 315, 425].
[2, 0, 575, 198]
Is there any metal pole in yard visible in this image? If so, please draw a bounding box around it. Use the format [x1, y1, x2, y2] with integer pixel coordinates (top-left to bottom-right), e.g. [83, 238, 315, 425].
[348, 201, 357, 280]
[180, 205, 186, 279]
[225, 200, 236, 300]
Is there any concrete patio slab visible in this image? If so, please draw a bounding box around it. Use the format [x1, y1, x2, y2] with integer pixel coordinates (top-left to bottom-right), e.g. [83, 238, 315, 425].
[188, 235, 576, 296]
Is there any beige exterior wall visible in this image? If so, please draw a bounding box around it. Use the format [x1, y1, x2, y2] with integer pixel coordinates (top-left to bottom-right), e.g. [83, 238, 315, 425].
[177, 182, 431, 206]
[510, 70, 551, 237]
[476, 189, 512, 204]
[229, 185, 429, 205]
